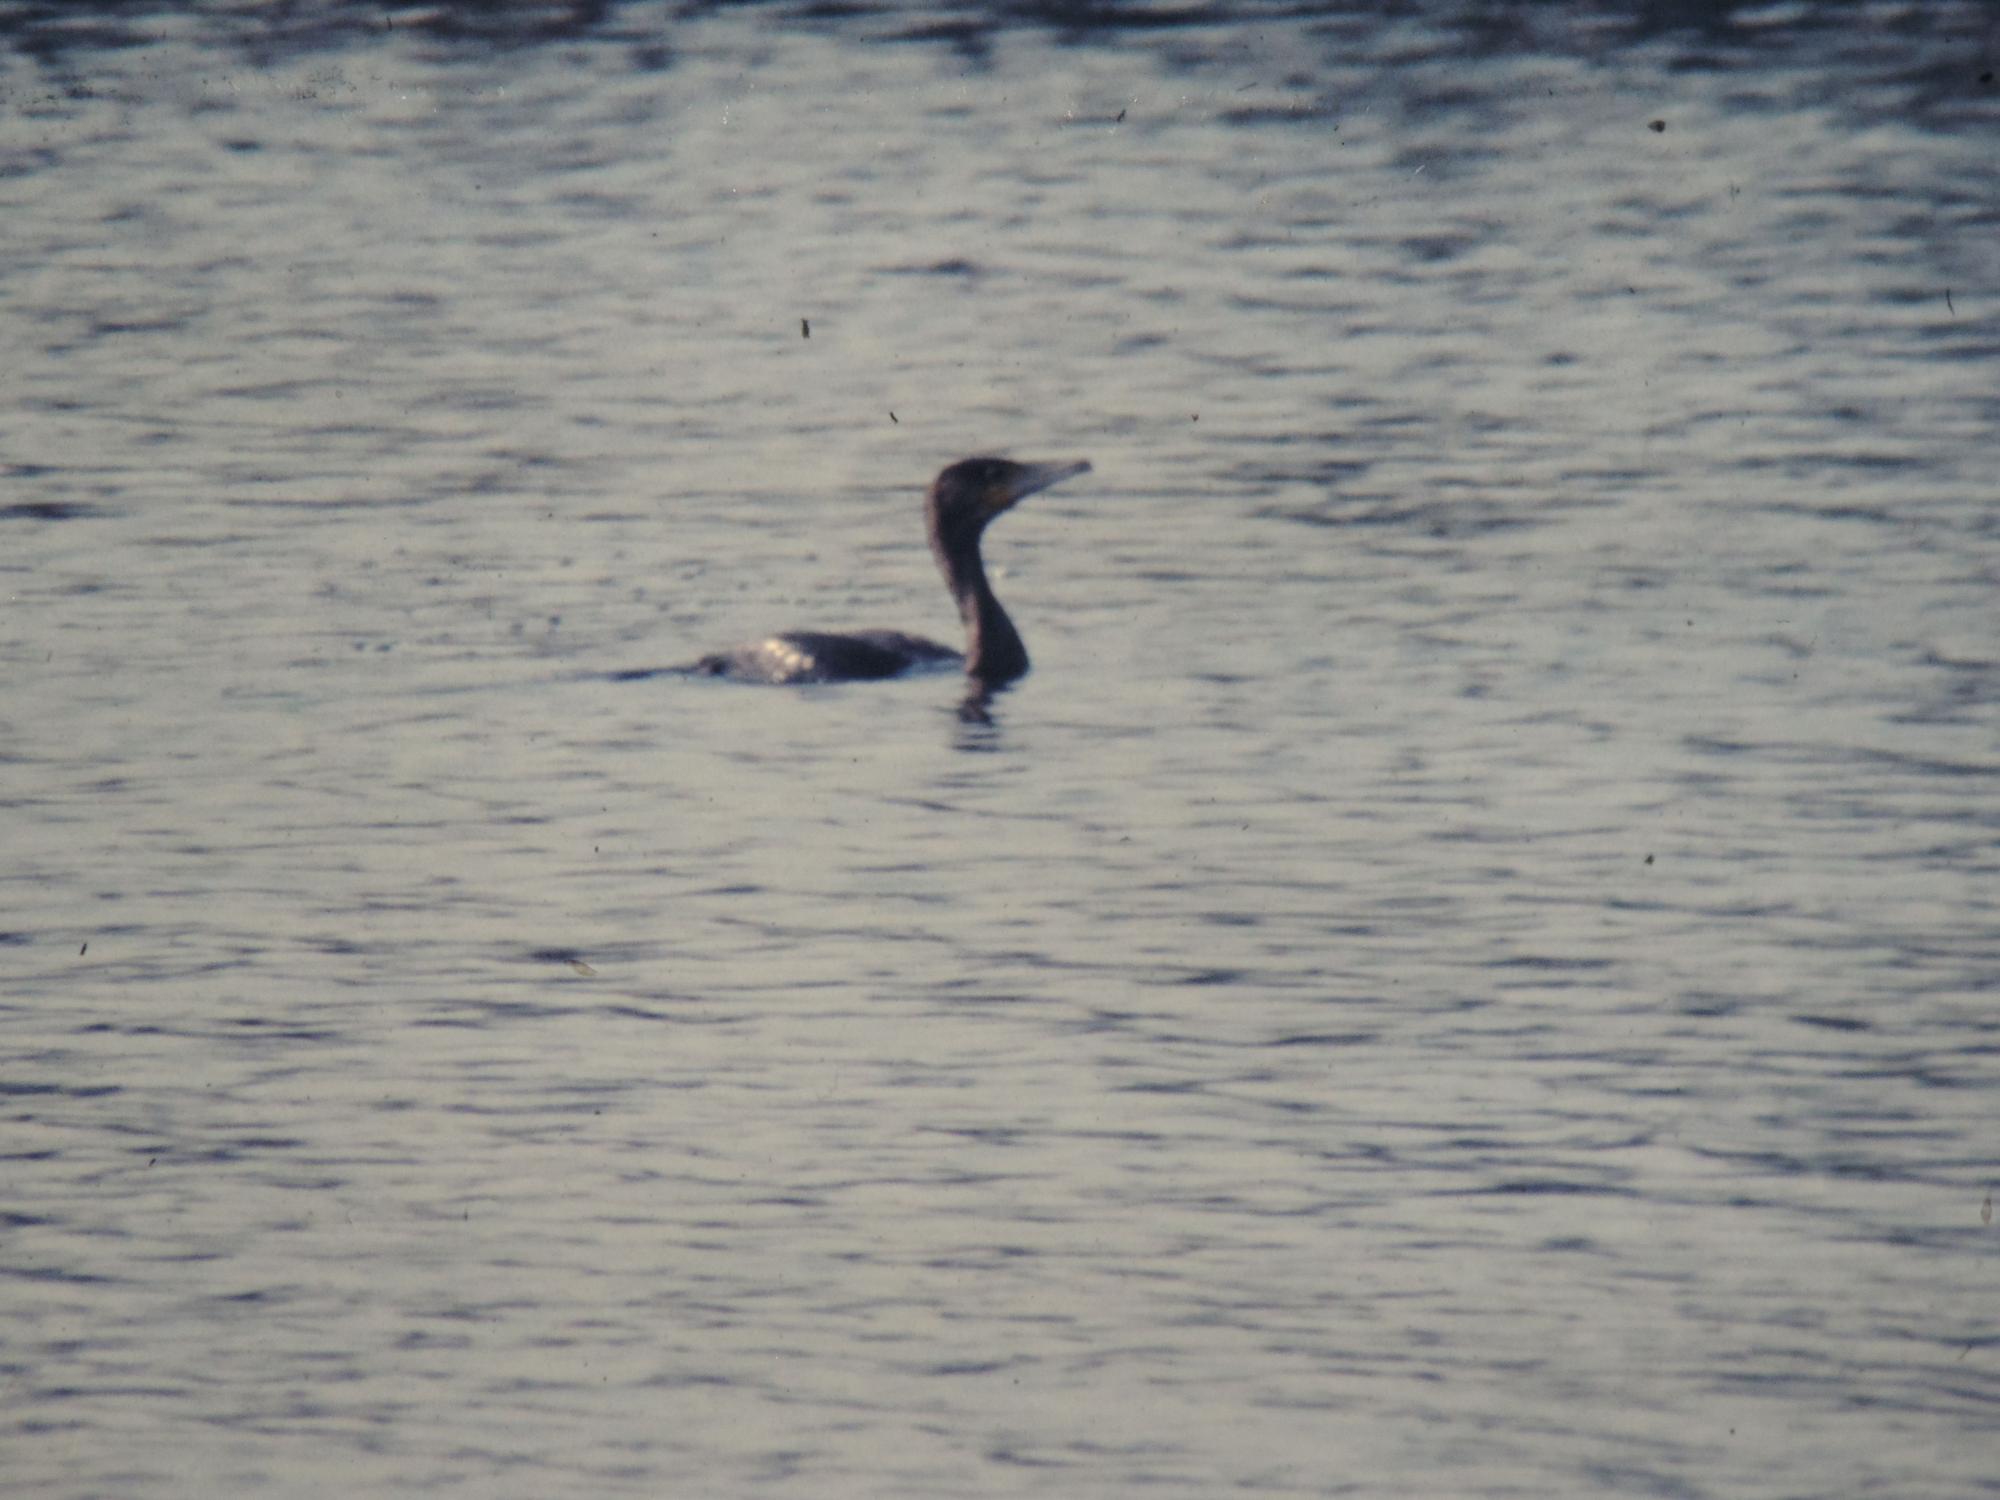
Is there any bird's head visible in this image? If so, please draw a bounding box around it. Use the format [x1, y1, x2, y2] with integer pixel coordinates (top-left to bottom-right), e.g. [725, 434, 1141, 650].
[926, 457, 1092, 546]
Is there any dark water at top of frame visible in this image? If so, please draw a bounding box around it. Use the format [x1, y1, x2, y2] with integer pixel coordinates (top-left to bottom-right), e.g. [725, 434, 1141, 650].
[2, 4, 1996, 1497]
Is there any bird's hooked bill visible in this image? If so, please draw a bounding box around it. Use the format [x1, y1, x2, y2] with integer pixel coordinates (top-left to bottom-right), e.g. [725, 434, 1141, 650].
[1005, 459, 1092, 504]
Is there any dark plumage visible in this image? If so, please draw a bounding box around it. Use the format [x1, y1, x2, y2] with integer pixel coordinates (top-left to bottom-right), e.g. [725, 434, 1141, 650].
[689, 456, 1092, 689]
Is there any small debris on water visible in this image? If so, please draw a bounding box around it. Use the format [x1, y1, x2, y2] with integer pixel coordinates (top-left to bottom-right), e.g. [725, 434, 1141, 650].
[1648, 119, 1666, 132]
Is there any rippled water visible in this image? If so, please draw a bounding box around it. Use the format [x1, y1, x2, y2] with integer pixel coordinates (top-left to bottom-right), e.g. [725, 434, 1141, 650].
[4, 3, 1997, 1496]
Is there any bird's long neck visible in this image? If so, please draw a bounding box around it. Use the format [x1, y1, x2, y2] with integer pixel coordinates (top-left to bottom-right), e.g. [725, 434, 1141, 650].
[933, 523, 1028, 686]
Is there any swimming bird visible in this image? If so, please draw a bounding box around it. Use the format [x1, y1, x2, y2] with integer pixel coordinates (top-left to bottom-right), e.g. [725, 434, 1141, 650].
[688, 456, 1092, 690]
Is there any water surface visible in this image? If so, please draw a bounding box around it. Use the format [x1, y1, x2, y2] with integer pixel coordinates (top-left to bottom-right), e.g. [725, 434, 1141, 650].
[3, 4, 1996, 1497]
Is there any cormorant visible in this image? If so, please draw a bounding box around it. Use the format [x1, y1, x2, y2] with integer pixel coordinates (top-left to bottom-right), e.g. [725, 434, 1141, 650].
[687, 456, 1092, 690]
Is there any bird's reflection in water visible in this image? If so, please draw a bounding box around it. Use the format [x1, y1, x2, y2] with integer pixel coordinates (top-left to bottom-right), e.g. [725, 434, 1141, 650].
[952, 684, 1007, 746]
